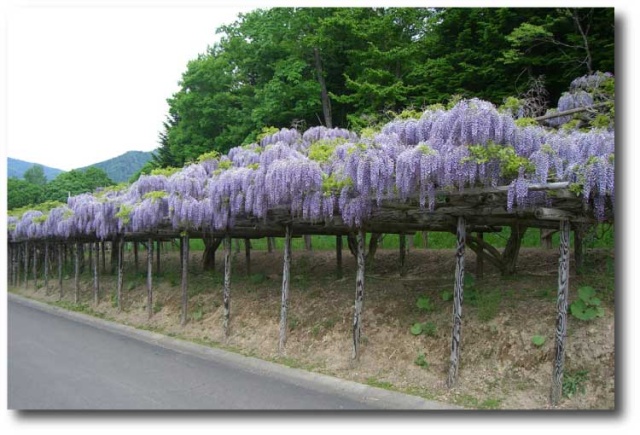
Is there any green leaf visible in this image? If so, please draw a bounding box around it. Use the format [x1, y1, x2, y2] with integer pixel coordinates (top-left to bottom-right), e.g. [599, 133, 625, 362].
[531, 335, 546, 347]
[578, 286, 596, 301]
[416, 296, 432, 311]
[410, 323, 423, 335]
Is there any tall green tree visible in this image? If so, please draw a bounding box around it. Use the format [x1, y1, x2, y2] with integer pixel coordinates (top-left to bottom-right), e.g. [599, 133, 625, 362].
[45, 168, 115, 203]
[23, 164, 48, 186]
[7, 178, 45, 209]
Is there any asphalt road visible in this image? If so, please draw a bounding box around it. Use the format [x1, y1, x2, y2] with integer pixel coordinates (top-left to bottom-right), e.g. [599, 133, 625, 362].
[8, 299, 385, 410]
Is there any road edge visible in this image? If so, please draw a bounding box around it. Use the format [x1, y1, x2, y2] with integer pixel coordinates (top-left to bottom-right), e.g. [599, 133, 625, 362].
[8, 292, 462, 410]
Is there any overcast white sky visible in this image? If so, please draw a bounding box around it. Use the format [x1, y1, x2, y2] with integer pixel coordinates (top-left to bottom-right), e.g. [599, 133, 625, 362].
[5, 2, 255, 170]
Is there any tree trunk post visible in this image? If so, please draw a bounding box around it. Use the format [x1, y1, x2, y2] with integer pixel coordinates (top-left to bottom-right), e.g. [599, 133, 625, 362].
[33, 244, 38, 290]
[279, 225, 292, 354]
[58, 244, 63, 299]
[399, 233, 407, 277]
[447, 216, 466, 388]
[101, 241, 106, 274]
[74, 242, 80, 304]
[180, 234, 189, 326]
[156, 240, 161, 276]
[267, 237, 275, 254]
[476, 232, 484, 279]
[117, 236, 124, 311]
[336, 235, 343, 279]
[202, 236, 221, 271]
[111, 238, 118, 274]
[541, 229, 553, 249]
[147, 238, 153, 319]
[244, 238, 251, 276]
[223, 235, 232, 339]
[421, 231, 429, 249]
[551, 220, 571, 406]
[352, 228, 366, 360]
[23, 241, 29, 289]
[304, 235, 313, 252]
[44, 242, 49, 294]
[93, 241, 99, 306]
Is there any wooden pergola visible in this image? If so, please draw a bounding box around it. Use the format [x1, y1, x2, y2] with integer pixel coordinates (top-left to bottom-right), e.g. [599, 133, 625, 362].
[7, 181, 612, 407]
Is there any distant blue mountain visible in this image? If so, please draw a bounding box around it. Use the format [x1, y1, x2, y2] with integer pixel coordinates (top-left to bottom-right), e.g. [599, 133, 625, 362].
[7, 158, 64, 181]
[78, 150, 154, 183]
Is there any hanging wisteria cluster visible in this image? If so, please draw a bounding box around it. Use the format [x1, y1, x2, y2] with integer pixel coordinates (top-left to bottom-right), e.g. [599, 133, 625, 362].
[8, 96, 615, 242]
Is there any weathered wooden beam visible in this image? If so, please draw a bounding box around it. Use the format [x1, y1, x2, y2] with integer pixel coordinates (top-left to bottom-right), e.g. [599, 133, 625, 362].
[133, 241, 139, 273]
[74, 242, 80, 304]
[279, 225, 292, 353]
[223, 235, 232, 339]
[156, 240, 161, 276]
[117, 236, 124, 311]
[535, 207, 578, 221]
[551, 220, 571, 406]
[352, 228, 366, 360]
[448, 216, 466, 388]
[534, 102, 608, 122]
[180, 234, 189, 326]
[93, 241, 99, 306]
[147, 238, 153, 318]
[101, 241, 106, 274]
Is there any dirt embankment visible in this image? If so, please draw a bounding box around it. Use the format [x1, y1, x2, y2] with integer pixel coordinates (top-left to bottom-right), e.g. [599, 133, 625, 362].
[10, 246, 615, 410]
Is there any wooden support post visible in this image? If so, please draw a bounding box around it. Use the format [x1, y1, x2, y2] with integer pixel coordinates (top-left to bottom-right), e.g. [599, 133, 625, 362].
[33, 244, 38, 290]
[24, 241, 29, 289]
[156, 240, 161, 276]
[447, 216, 466, 388]
[336, 236, 343, 279]
[551, 220, 571, 406]
[234, 238, 240, 253]
[58, 244, 63, 299]
[421, 231, 429, 249]
[352, 228, 366, 360]
[223, 235, 232, 338]
[44, 242, 49, 294]
[180, 234, 189, 326]
[147, 238, 153, 318]
[93, 242, 99, 305]
[267, 237, 275, 253]
[399, 233, 407, 277]
[101, 241, 106, 274]
[74, 242, 80, 304]
[79, 243, 85, 274]
[244, 238, 251, 276]
[476, 232, 484, 279]
[279, 225, 292, 353]
[541, 229, 553, 249]
[304, 235, 313, 251]
[117, 236, 124, 311]
[88, 242, 92, 274]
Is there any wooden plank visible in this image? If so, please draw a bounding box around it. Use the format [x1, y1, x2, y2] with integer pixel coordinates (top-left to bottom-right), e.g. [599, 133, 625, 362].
[181, 234, 189, 326]
[279, 225, 292, 353]
[352, 228, 366, 360]
[447, 216, 466, 388]
[223, 235, 232, 339]
[551, 220, 570, 406]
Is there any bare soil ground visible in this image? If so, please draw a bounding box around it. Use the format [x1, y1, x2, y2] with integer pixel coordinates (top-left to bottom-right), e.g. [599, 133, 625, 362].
[10, 245, 615, 410]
